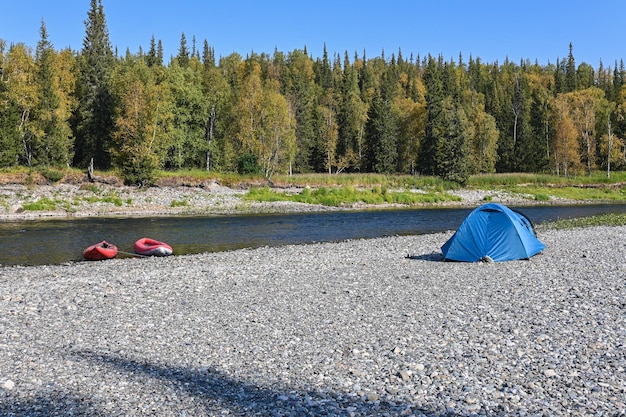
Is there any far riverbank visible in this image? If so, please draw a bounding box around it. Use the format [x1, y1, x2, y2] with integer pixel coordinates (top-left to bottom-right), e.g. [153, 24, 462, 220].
[0, 181, 596, 222]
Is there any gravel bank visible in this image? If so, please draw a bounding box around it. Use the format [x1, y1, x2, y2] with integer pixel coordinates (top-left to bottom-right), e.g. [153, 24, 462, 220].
[1, 226, 625, 416]
[0, 182, 580, 221]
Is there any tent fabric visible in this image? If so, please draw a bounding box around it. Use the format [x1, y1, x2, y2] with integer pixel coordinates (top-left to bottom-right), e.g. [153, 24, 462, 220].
[441, 203, 546, 262]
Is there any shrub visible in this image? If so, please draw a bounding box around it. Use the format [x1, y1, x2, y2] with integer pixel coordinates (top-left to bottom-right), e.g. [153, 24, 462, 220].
[23, 197, 57, 211]
[121, 153, 157, 186]
[81, 184, 101, 194]
[237, 153, 261, 175]
[101, 195, 123, 206]
[170, 199, 189, 207]
[39, 167, 65, 183]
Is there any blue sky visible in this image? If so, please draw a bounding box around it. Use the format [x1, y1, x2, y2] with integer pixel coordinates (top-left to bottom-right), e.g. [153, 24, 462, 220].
[1, 1, 624, 68]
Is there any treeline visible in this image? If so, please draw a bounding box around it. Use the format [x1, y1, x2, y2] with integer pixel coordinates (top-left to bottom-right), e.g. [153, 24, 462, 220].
[1, 0, 625, 185]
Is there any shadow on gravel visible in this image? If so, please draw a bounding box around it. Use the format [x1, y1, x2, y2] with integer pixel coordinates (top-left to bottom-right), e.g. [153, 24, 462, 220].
[405, 252, 445, 261]
[70, 349, 453, 416]
[0, 389, 105, 416]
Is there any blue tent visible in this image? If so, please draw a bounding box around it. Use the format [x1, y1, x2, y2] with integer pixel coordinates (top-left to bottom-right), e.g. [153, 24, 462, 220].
[441, 203, 546, 262]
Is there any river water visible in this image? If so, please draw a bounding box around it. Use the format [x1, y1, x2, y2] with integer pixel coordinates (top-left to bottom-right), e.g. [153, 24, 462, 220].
[1, 204, 625, 266]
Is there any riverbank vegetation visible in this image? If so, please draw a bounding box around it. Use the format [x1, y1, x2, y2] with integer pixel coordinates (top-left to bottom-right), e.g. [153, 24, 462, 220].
[540, 212, 626, 229]
[2, 1, 625, 188]
[243, 185, 461, 207]
[2, 165, 626, 211]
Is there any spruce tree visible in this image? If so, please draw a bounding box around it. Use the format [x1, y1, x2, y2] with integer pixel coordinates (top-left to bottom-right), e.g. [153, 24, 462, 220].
[419, 56, 444, 175]
[565, 43, 577, 93]
[202, 40, 215, 69]
[419, 56, 471, 183]
[523, 88, 550, 172]
[35, 19, 73, 166]
[614, 60, 625, 101]
[176, 33, 190, 67]
[284, 49, 317, 173]
[337, 50, 366, 169]
[72, 0, 115, 169]
[317, 44, 332, 90]
[145, 35, 159, 67]
[157, 40, 164, 65]
[435, 97, 471, 184]
[364, 84, 397, 173]
[554, 59, 565, 94]
[0, 65, 21, 166]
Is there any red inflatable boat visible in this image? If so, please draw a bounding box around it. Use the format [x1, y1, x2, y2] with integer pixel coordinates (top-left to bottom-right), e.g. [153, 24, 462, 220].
[83, 240, 118, 261]
[134, 237, 173, 256]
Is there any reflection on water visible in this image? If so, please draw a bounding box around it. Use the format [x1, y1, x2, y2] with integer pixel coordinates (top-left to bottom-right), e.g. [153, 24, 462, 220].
[1, 204, 625, 266]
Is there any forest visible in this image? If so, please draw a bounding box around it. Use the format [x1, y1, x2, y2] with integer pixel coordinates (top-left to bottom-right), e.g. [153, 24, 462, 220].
[1, 0, 625, 186]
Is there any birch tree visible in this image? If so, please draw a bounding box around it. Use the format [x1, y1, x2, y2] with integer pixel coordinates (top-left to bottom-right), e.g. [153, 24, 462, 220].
[551, 94, 582, 176]
[235, 64, 295, 178]
[568, 87, 605, 175]
[3, 44, 38, 166]
[112, 58, 172, 185]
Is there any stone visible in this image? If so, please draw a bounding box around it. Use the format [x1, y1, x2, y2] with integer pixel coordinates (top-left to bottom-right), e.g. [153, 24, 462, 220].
[9, 204, 23, 214]
[367, 393, 379, 402]
[399, 370, 411, 381]
[1, 379, 15, 390]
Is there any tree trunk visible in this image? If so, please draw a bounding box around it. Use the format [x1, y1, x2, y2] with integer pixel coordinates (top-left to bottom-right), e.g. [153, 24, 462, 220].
[607, 119, 613, 179]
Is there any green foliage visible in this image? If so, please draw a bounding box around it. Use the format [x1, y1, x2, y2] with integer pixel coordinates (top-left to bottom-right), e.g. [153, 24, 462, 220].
[468, 171, 626, 188]
[237, 152, 261, 175]
[269, 173, 458, 191]
[34, 21, 76, 167]
[508, 185, 626, 201]
[533, 193, 551, 201]
[244, 186, 460, 207]
[120, 152, 158, 186]
[38, 167, 65, 183]
[22, 197, 58, 211]
[3, 5, 626, 182]
[434, 98, 472, 185]
[170, 199, 189, 207]
[0, 91, 22, 167]
[76, 185, 123, 206]
[78, 193, 123, 206]
[469, 173, 551, 187]
[82, 184, 101, 193]
[165, 64, 210, 169]
[542, 213, 626, 230]
[106, 196, 123, 206]
[72, 0, 116, 169]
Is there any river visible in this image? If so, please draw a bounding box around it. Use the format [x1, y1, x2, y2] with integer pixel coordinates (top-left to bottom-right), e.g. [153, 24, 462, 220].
[1, 204, 625, 266]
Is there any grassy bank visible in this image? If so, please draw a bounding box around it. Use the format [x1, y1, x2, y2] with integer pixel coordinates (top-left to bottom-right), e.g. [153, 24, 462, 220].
[469, 172, 626, 202]
[539, 212, 626, 230]
[247, 172, 626, 207]
[243, 186, 460, 206]
[3, 167, 626, 210]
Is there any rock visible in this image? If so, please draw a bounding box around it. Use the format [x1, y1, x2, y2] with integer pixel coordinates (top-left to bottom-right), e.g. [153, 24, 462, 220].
[367, 393, 379, 402]
[1, 379, 15, 390]
[9, 204, 23, 214]
[386, 386, 400, 395]
[399, 370, 412, 381]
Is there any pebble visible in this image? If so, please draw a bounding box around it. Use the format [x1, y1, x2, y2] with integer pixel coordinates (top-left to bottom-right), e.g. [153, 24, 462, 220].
[1, 380, 15, 390]
[0, 226, 625, 415]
